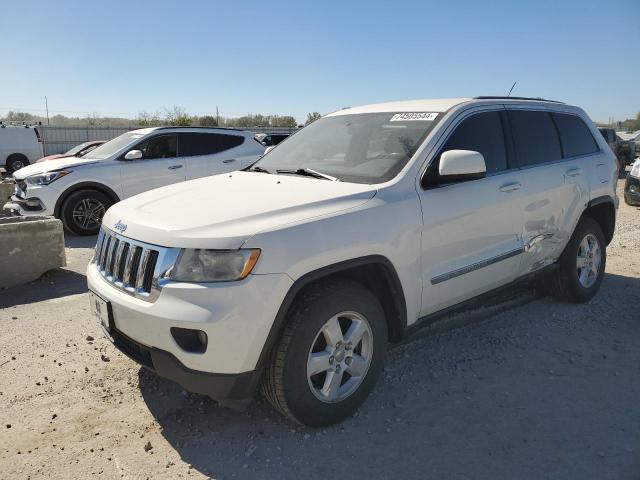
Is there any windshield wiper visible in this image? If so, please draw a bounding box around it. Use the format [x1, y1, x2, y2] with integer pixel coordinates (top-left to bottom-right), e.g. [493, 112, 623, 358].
[248, 165, 273, 174]
[276, 168, 340, 181]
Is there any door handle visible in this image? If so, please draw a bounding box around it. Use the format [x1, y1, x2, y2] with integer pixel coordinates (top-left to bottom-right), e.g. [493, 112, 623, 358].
[167, 165, 183, 170]
[499, 182, 521, 193]
[222, 158, 236, 164]
[565, 167, 582, 177]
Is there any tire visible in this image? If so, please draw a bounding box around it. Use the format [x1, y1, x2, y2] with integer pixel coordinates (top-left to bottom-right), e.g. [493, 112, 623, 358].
[546, 217, 606, 303]
[60, 189, 112, 236]
[262, 278, 388, 426]
[5, 154, 30, 173]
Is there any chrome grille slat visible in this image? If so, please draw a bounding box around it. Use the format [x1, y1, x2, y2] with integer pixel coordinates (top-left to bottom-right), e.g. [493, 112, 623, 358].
[92, 226, 178, 303]
[107, 239, 120, 277]
[136, 249, 151, 290]
[100, 235, 112, 270]
[116, 242, 130, 282]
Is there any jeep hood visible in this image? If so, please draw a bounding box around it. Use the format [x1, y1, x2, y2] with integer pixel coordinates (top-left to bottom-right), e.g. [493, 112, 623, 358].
[103, 171, 377, 249]
[13, 156, 101, 179]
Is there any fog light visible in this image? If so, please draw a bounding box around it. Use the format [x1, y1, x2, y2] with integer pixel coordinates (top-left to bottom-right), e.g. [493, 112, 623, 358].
[24, 197, 44, 210]
[170, 327, 208, 353]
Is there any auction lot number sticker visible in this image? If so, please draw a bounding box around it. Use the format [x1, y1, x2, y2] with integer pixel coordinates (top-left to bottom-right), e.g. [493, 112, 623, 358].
[390, 112, 438, 121]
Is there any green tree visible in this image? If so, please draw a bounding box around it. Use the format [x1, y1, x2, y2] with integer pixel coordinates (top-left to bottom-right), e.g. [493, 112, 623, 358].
[198, 115, 218, 126]
[163, 106, 191, 126]
[305, 112, 322, 125]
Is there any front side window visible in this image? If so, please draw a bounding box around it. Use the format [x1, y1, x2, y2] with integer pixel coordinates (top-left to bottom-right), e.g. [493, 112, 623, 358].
[179, 132, 244, 156]
[422, 111, 508, 187]
[553, 113, 599, 158]
[136, 134, 177, 159]
[509, 110, 562, 167]
[252, 112, 439, 184]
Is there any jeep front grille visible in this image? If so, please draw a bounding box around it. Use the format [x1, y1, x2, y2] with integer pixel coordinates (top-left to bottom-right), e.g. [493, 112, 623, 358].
[93, 227, 180, 302]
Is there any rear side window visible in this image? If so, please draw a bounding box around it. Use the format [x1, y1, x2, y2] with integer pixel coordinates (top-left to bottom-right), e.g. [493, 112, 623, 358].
[439, 111, 508, 174]
[179, 132, 244, 156]
[553, 113, 599, 158]
[509, 110, 562, 167]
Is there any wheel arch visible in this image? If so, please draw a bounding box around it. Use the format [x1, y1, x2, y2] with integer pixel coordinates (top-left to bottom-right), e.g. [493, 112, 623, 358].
[581, 195, 615, 245]
[54, 182, 120, 218]
[5, 152, 29, 167]
[255, 255, 408, 371]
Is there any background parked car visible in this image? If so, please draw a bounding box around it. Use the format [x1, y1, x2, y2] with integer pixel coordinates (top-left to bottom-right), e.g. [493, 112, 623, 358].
[36, 140, 105, 163]
[598, 127, 636, 168]
[4, 127, 266, 235]
[255, 132, 290, 147]
[618, 131, 640, 158]
[0, 123, 44, 173]
[624, 159, 640, 206]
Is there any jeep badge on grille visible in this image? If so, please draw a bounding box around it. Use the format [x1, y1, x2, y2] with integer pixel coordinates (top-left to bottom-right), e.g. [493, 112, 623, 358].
[114, 220, 127, 233]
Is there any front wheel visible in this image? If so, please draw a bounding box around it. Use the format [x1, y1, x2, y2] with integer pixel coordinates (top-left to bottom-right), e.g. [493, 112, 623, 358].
[547, 217, 606, 303]
[60, 189, 112, 235]
[262, 279, 387, 426]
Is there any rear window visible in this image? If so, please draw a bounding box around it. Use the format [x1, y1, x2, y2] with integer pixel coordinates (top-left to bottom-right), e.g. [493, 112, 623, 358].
[509, 110, 562, 167]
[179, 132, 244, 156]
[553, 113, 599, 158]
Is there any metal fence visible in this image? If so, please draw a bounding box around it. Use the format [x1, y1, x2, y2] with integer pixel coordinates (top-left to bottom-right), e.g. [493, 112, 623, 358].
[39, 125, 298, 155]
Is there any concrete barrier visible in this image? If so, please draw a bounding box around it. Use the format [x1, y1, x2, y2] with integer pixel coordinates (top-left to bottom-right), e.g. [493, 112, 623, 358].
[0, 181, 14, 211]
[0, 216, 67, 289]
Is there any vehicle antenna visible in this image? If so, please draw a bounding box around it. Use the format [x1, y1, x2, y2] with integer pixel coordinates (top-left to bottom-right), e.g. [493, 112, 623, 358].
[507, 81, 517, 97]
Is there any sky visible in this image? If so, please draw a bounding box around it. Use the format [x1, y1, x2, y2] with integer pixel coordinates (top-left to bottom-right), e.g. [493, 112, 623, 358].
[1, 0, 639, 124]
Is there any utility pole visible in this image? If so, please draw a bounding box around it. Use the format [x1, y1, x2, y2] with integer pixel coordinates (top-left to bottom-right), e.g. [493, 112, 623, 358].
[216, 106, 219, 126]
[44, 96, 50, 125]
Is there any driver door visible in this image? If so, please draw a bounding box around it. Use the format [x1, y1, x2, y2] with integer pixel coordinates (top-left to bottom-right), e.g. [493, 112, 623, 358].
[417, 109, 524, 316]
[119, 134, 186, 198]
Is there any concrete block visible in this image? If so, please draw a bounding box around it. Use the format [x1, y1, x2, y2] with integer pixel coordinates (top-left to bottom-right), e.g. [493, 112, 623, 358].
[0, 216, 67, 289]
[0, 181, 14, 211]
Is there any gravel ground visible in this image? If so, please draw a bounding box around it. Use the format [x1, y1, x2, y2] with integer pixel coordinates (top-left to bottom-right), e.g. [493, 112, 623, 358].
[1, 177, 639, 480]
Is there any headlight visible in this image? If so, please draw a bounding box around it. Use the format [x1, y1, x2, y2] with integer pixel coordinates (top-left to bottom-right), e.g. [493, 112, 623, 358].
[25, 170, 71, 186]
[169, 249, 261, 282]
[631, 161, 640, 178]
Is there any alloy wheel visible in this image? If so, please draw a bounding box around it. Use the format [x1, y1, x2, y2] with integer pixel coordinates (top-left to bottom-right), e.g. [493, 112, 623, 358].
[72, 198, 105, 231]
[306, 311, 373, 403]
[576, 233, 601, 288]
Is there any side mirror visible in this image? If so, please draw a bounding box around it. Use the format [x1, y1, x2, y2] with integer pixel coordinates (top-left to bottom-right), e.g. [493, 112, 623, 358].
[264, 146, 275, 155]
[123, 150, 142, 161]
[439, 150, 486, 181]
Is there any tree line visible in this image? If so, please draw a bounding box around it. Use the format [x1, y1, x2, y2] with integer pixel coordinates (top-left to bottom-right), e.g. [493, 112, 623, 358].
[1, 107, 324, 128]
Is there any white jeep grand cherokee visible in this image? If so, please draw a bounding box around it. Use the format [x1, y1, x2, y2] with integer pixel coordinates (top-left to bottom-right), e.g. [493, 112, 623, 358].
[87, 97, 618, 426]
[5, 127, 265, 235]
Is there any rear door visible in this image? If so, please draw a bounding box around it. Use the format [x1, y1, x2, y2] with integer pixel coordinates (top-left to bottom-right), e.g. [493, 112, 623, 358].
[417, 108, 524, 316]
[178, 132, 249, 179]
[506, 109, 591, 275]
[119, 133, 186, 198]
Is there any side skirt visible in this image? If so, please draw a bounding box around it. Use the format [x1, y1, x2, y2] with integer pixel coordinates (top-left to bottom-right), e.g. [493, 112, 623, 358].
[400, 263, 558, 342]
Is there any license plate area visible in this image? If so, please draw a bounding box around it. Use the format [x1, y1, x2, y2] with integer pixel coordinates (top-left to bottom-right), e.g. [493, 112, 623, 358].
[89, 290, 114, 335]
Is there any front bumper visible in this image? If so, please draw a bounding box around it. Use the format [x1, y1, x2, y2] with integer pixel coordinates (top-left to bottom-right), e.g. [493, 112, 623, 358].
[2, 183, 58, 216]
[108, 327, 262, 407]
[87, 262, 293, 399]
[624, 175, 640, 206]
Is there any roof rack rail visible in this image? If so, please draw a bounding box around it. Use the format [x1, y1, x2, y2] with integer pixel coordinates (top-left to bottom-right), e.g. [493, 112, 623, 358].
[0, 120, 43, 128]
[474, 96, 565, 104]
[152, 126, 246, 132]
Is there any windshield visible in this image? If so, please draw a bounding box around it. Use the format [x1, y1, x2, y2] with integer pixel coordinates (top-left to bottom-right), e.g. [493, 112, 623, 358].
[252, 112, 439, 183]
[64, 143, 89, 156]
[83, 132, 146, 159]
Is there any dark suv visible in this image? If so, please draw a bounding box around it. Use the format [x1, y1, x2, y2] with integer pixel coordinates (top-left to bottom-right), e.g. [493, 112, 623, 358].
[598, 128, 636, 168]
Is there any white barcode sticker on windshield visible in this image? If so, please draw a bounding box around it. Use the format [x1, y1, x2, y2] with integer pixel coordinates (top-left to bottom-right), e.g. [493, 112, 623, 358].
[390, 112, 438, 122]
